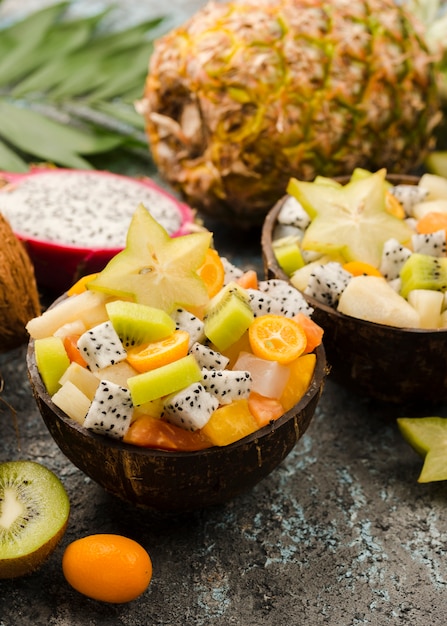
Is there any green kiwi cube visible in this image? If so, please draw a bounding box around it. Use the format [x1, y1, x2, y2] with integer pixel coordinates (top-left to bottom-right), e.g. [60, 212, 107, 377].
[106, 300, 175, 348]
[204, 282, 254, 351]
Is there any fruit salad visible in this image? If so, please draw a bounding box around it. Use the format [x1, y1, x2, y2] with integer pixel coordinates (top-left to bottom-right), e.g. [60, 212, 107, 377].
[27, 205, 323, 452]
[271, 169, 447, 330]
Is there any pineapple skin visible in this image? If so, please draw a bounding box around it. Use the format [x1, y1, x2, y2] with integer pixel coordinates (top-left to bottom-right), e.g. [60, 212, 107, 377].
[139, 0, 441, 227]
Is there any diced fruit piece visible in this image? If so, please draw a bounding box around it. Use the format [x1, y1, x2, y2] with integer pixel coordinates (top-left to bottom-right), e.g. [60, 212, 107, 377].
[34, 336, 70, 395]
[236, 269, 258, 290]
[418, 173, 447, 200]
[292, 312, 324, 354]
[62, 334, 87, 367]
[59, 362, 100, 400]
[233, 351, 290, 398]
[304, 262, 352, 307]
[412, 199, 447, 220]
[189, 342, 230, 370]
[171, 307, 205, 348]
[127, 330, 190, 372]
[278, 193, 311, 230]
[201, 368, 252, 405]
[52, 381, 91, 424]
[220, 256, 244, 284]
[77, 321, 127, 371]
[123, 415, 213, 451]
[204, 281, 254, 351]
[87, 204, 211, 312]
[132, 397, 165, 420]
[294, 170, 413, 267]
[83, 380, 133, 440]
[407, 289, 444, 329]
[280, 353, 316, 412]
[272, 236, 305, 276]
[342, 261, 382, 277]
[248, 314, 307, 364]
[338, 275, 420, 327]
[0, 461, 70, 579]
[397, 417, 447, 483]
[26, 291, 108, 340]
[93, 361, 139, 387]
[162, 382, 219, 431]
[290, 255, 336, 291]
[128, 354, 202, 405]
[247, 392, 284, 427]
[389, 184, 428, 216]
[197, 247, 225, 297]
[220, 331, 252, 369]
[379, 238, 412, 281]
[106, 300, 175, 348]
[399, 253, 447, 299]
[416, 212, 447, 237]
[256, 279, 312, 317]
[385, 191, 405, 219]
[411, 230, 446, 257]
[201, 399, 258, 447]
[53, 319, 87, 339]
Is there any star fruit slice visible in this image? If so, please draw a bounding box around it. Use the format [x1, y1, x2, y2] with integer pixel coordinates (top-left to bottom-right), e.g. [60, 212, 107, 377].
[397, 417, 447, 483]
[87, 204, 212, 312]
[289, 170, 413, 268]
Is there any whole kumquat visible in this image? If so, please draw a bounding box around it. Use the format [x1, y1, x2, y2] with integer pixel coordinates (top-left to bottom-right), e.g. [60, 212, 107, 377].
[62, 534, 153, 604]
[248, 314, 307, 364]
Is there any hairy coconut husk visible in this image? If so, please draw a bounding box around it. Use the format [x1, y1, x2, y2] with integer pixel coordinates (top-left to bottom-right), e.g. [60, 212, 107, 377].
[0, 214, 40, 352]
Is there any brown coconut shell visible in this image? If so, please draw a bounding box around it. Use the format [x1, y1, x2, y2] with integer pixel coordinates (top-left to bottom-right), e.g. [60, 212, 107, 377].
[0, 214, 40, 352]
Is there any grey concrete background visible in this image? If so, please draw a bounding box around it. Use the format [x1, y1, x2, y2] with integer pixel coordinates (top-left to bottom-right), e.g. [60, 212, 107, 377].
[2, 1, 447, 625]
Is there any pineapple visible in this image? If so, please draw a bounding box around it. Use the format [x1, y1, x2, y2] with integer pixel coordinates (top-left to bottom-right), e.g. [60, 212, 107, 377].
[138, 0, 441, 227]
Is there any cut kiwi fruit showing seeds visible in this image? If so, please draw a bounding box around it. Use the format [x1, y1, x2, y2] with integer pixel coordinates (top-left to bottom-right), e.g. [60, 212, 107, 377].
[399, 253, 447, 299]
[106, 300, 175, 348]
[0, 461, 70, 579]
[204, 282, 254, 351]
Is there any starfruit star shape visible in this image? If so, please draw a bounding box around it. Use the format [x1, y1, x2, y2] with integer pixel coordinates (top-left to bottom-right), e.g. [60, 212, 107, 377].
[88, 204, 212, 312]
[289, 170, 413, 268]
[397, 417, 447, 483]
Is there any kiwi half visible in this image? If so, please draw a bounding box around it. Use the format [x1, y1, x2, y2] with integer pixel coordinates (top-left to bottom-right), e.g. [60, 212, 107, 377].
[0, 460, 70, 579]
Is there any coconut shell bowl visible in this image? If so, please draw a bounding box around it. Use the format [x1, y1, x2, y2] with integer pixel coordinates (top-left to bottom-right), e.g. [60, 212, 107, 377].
[262, 174, 447, 407]
[26, 338, 326, 512]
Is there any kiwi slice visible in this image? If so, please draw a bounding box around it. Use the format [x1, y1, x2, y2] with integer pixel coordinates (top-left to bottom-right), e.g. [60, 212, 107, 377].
[399, 253, 447, 299]
[106, 300, 175, 348]
[204, 282, 254, 351]
[397, 417, 447, 483]
[0, 461, 70, 579]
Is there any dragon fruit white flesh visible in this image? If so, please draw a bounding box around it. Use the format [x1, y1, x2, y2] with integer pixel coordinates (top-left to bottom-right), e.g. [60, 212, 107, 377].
[389, 184, 429, 216]
[412, 230, 447, 258]
[201, 368, 252, 405]
[77, 321, 127, 371]
[379, 238, 413, 281]
[171, 307, 206, 348]
[162, 382, 219, 431]
[0, 168, 196, 292]
[189, 342, 230, 370]
[253, 279, 313, 317]
[276, 195, 311, 231]
[304, 262, 352, 307]
[83, 379, 133, 439]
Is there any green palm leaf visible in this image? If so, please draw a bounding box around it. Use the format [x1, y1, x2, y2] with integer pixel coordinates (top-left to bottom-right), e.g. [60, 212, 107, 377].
[0, 2, 166, 172]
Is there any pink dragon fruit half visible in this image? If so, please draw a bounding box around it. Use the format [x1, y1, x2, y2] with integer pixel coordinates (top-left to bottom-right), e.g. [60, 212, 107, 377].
[0, 167, 196, 293]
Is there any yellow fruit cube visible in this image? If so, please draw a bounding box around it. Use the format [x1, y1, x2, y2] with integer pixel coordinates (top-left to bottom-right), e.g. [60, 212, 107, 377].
[280, 353, 316, 412]
[201, 399, 258, 446]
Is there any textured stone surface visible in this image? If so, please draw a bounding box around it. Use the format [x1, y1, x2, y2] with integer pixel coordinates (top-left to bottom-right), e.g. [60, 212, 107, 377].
[2, 1, 447, 624]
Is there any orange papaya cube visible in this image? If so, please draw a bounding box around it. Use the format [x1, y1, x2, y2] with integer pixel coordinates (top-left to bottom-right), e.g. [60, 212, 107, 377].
[280, 353, 316, 412]
[248, 392, 284, 428]
[201, 399, 258, 446]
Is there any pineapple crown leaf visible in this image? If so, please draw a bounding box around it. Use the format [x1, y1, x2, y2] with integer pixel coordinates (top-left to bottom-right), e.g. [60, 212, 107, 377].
[0, 2, 167, 172]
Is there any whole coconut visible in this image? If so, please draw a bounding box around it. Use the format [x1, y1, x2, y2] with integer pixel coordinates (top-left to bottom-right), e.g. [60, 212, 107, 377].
[0, 214, 40, 352]
[139, 0, 441, 227]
